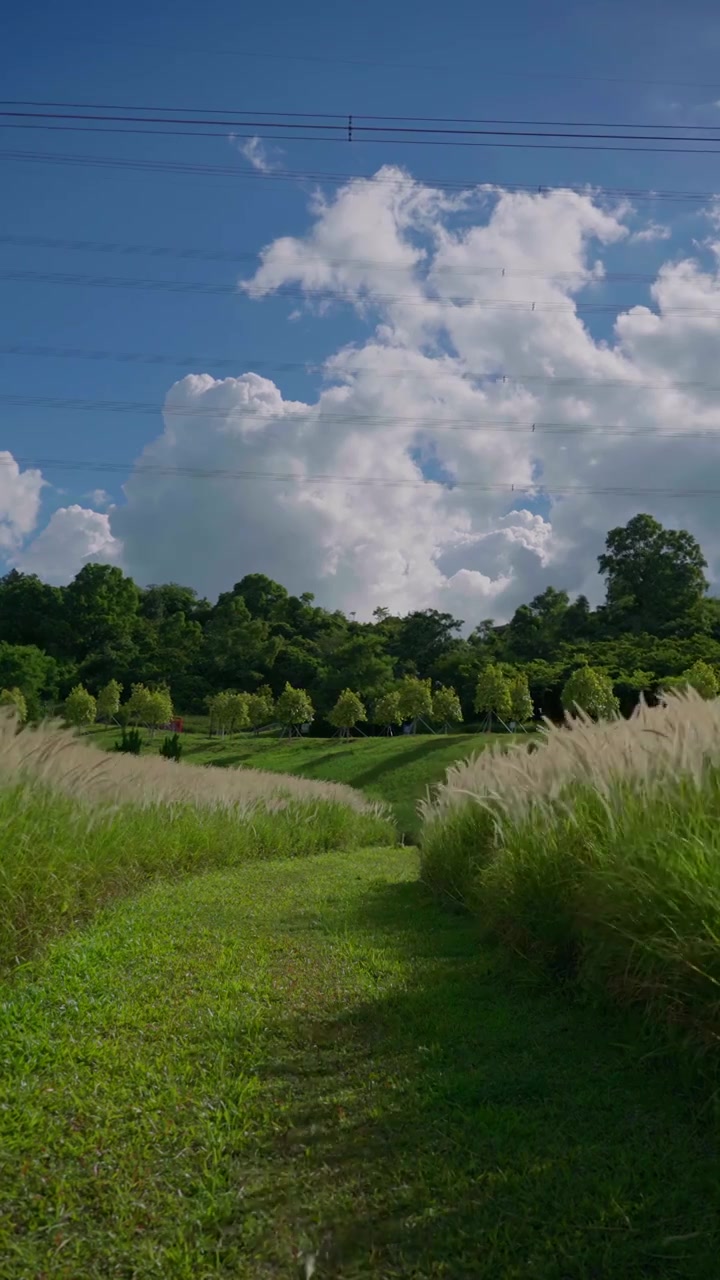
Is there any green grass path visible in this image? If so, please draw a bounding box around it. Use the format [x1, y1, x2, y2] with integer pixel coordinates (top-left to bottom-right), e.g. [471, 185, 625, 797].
[2, 848, 719, 1278]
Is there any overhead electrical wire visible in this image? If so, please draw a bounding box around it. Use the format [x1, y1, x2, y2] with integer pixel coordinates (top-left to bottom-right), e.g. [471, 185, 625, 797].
[1, 454, 719, 497]
[4, 392, 720, 438]
[7, 99, 720, 133]
[2, 147, 717, 203]
[4, 266, 720, 316]
[4, 107, 720, 153]
[0, 232, 688, 285]
[6, 341, 720, 398]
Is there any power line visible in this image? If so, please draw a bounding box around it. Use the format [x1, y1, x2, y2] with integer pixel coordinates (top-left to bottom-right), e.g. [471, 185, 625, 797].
[5, 266, 720, 316]
[3, 453, 720, 497]
[3, 392, 720, 438]
[5, 341, 720, 398]
[2, 147, 717, 203]
[6, 115, 720, 155]
[0, 232, 682, 285]
[7, 99, 720, 133]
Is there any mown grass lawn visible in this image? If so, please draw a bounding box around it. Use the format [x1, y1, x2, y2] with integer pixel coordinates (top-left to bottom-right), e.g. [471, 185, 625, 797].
[83, 728, 511, 840]
[2, 847, 719, 1278]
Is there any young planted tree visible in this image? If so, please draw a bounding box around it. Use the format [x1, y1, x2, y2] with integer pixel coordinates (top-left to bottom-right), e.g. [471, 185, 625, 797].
[227, 691, 251, 733]
[126, 683, 173, 736]
[247, 687, 275, 736]
[206, 690, 231, 736]
[96, 678, 123, 723]
[373, 689, 403, 736]
[432, 685, 462, 733]
[0, 687, 27, 723]
[64, 683, 97, 728]
[275, 682, 314, 739]
[328, 689, 367, 740]
[396, 676, 433, 734]
[561, 666, 619, 720]
[474, 664, 511, 732]
[508, 670, 534, 728]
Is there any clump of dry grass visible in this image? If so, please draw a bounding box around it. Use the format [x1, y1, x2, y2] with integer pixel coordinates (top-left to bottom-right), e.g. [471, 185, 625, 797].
[420, 690, 720, 1061]
[0, 712, 395, 974]
[0, 712, 382, 813]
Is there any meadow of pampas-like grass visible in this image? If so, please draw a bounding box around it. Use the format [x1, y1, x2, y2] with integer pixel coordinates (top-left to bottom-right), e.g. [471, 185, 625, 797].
[419, 690, 720, 1061]
[0, 711, 395, 974]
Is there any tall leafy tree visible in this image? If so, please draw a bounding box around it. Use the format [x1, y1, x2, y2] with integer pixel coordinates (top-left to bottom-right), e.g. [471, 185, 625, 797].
[63, 564, 140, 659]
[0, 642, 60, 715]
[0, 570, 66, 654]
[599, 514, 708, 635]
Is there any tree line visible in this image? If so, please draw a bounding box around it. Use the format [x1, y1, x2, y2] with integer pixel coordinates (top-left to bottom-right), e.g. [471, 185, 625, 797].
[1, 513, 719, 731]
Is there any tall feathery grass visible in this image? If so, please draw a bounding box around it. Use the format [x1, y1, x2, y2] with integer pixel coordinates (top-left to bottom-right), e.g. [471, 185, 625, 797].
[419, 690, 720, 1059]
[0, 712, 395, 974]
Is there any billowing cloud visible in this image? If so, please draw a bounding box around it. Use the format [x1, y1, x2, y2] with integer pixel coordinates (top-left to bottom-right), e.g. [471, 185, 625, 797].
[0, 452, 45, 551]
[15, 505, 121, 584]
[14, 169, 720, 623]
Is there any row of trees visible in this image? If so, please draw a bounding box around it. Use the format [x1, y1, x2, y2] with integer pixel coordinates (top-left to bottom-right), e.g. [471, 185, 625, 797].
[2, 655, 715, 740]
[1, 513, 720, 726]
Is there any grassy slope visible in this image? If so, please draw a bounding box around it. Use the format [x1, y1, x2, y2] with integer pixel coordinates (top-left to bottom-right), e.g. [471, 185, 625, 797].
[2, 848, 719, 1279]
[84, 728, 507, 840]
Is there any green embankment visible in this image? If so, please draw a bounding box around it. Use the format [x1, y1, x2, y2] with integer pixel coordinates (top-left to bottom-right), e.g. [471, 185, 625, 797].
[84, 727, 509, 840]
[2, 848, 719, 1279]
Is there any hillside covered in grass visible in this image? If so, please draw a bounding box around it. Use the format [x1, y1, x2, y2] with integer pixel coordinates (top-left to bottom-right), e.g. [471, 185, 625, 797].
[85, 724, 508, 840]
[0, 711, 393, 974]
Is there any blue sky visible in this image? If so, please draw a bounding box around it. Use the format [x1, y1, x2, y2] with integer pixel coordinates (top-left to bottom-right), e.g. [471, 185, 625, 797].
[3, 0, 720, 617]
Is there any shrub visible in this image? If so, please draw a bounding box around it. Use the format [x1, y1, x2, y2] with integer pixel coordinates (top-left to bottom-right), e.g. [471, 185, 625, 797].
[114, 727, 143, 755]
[159, 733, 183, 762]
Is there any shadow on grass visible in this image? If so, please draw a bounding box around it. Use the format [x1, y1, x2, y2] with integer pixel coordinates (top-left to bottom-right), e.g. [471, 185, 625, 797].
[350, 735, 462, 790]
[238, 879, 720, 1278]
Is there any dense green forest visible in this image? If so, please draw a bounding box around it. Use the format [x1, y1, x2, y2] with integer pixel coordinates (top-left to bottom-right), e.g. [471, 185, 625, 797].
[1, 512, 719, 726]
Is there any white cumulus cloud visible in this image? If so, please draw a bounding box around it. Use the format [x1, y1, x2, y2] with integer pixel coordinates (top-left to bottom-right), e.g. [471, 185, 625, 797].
[14, 505, 122, 584]
[15, 169, 720, 623]
[0, 452, 45, 551]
